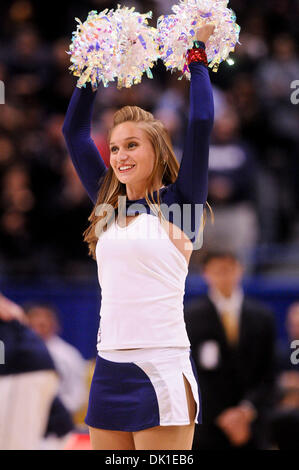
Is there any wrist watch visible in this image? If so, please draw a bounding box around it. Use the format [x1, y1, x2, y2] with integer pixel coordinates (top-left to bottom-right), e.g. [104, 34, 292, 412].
[193, 40, 206, 49]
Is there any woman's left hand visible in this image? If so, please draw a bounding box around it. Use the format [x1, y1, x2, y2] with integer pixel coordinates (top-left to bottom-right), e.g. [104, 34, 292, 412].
[195, 23, 215, 44]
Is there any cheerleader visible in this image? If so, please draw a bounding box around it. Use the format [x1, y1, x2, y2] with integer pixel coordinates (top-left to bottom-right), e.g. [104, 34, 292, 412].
[62, 24, 215, 450]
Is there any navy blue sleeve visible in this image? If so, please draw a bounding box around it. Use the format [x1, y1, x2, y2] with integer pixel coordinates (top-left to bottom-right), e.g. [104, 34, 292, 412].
[172, 57, 214, 205]
[62, 84, 108, 204]
[0, 320, 55, 375]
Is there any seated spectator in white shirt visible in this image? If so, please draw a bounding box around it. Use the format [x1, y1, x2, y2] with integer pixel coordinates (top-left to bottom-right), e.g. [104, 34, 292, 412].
[25, 303, 87, 416]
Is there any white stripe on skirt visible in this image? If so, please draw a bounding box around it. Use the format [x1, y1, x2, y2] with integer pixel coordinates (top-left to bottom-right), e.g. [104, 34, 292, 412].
[98, 347, 200, 426]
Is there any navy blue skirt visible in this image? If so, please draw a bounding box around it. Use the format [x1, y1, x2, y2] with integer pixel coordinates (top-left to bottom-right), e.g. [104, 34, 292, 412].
[85, 348, 202, 432]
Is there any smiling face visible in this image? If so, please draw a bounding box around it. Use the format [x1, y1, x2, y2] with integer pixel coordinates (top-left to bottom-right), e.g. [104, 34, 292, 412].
[109, 121, 160, 199]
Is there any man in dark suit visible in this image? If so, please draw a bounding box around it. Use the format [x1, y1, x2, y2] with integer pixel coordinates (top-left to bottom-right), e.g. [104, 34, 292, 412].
[185, 251, 276, 449]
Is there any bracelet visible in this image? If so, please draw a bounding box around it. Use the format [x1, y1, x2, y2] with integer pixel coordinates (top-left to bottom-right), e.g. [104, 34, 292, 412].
[187, 46, 208, 67]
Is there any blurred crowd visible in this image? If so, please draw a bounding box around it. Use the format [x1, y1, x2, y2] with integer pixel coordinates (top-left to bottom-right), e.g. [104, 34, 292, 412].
[0, 0, 299, 280]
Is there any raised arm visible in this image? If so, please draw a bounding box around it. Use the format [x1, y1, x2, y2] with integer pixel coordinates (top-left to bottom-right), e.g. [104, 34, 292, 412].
[174, 40, 214, 205]
[62, 84, 108, 204]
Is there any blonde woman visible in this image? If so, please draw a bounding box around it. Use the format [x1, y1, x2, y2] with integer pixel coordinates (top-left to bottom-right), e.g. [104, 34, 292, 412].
[62, 25, 215, 450]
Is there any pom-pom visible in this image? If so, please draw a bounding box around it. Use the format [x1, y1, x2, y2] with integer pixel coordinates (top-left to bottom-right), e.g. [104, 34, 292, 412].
[67, 5, 160, 89]
[157, 0, 241, 78]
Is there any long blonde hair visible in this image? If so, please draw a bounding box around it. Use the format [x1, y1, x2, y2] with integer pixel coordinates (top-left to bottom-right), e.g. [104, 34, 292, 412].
[83, 105, 210, 259]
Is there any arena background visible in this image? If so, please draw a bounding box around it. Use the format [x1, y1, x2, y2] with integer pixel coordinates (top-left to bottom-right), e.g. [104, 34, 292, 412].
[0, 0, 298, 450]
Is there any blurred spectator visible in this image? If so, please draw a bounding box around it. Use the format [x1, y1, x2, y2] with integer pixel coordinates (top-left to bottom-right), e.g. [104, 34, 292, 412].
[256, 34, 299, 142]
[25, 303, 87, 415]
[268, 302, 299, 450]
[185, 251, 276, 449]
[1, 163, 35, 212]
[276, 370, 299, 410]
[237, 15, 268, 62]
[228, 73, 271, 156]
[7, 1, 34, 30]
[255, 34, 299, 229]
[0, 163, 36, 275]
[0, 102, 26, 133]
[1, 24, 51, 101]
[0, 135, 16, 167]
[47, 157, 93, 275]
[32, 153, 94, 278]
[200, 107, 259, 265]
[41, 37, 79, 114]
[227, 73, 279, 245]
[276, 302, 299, 372]
[0, 292, 59, 450]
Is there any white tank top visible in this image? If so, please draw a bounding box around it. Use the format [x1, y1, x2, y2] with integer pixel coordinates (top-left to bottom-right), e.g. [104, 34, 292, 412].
[95, 212, 191, 351]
